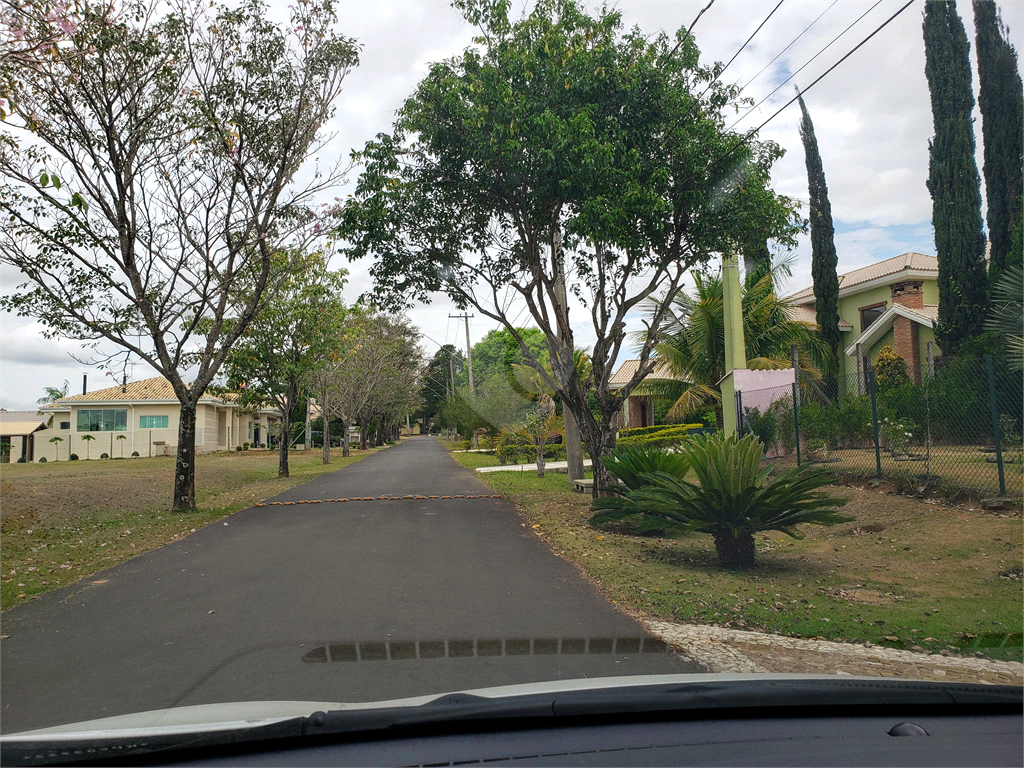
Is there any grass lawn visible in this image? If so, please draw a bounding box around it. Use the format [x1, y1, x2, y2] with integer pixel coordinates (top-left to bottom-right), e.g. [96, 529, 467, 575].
[0, 446, 385, 611]
[453, 450, 1023, 663]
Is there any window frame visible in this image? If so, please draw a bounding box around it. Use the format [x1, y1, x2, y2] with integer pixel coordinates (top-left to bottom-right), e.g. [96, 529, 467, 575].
[139, 415, 169, 429]
[76, 409, 128, 432]
[858, 301, 887, 333]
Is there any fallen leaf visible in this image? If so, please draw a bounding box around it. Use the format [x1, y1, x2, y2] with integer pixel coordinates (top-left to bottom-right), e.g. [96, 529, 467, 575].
[208, 610, 216, 615]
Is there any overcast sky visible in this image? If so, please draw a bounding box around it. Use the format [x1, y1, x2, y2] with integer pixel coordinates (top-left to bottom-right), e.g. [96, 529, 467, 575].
[2, 0, 1021, 410]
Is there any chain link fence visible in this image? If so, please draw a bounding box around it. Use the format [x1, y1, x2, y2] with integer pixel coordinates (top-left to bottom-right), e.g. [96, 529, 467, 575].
[737, 356, 1022, 500]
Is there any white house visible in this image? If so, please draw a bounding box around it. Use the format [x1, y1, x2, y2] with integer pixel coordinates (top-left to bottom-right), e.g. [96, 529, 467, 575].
[33, 376, 281, 462]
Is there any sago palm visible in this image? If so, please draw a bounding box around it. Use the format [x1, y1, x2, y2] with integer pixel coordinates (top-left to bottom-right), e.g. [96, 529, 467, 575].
[591, 433, 851, 569]
[635, 264, 829, 428]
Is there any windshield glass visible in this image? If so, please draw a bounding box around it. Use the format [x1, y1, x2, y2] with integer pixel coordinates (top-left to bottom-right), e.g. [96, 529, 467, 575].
[1, 0, 1021, 738]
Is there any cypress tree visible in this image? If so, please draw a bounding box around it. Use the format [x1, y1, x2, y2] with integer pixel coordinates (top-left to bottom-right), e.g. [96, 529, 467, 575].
[973, 0, 1024, 284]
[796, 90, 842, 387]
[923, 0, 989, 357]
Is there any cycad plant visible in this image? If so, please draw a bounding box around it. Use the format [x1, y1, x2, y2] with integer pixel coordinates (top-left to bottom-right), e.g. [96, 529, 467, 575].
[496, 411, 564, 477]
[635, 264, 829, 428]
[591, 433, 851, 569]
[596, 446, 692, 537]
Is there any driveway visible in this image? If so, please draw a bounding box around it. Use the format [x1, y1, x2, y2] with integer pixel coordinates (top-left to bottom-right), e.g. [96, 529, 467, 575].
[0, 437, 701, 733]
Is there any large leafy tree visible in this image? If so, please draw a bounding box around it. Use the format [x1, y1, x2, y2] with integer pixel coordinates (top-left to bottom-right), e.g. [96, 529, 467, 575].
[223, 254, 348, 478]
[973, 0, 1023, 284]
[797, 91, 842, 389]
[0, 0, 359, 510]
[635, 263, 829, 429]
[471, 328, 549, 385]
[338, 0, 800, 493]
[923, 0, 989, 356]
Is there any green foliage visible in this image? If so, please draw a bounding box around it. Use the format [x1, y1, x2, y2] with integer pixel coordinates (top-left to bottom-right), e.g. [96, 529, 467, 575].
[619, 424, 687, 438]
[973, 0, 1024, 284]
[616, 424, 702, 450]
[797, 92, 842, 379]
[796, 395, 873, 450]
[37, 381, 70, 406]
[985, 264, 1024, 369]
[636, 263, 828, 424]
[495, 412, 565, 474]
[599, 447, 690, 491]
[743, 406, 778, 452]
[924, 0, 990, 355]
[591, 433, 851, 569]
[472, 328, 549, 385]
[873, 345, 911, 390]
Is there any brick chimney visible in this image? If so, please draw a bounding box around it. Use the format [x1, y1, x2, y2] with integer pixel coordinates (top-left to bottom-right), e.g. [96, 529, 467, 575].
[890, 280, 924, 309]
[891, 281, 923, 382]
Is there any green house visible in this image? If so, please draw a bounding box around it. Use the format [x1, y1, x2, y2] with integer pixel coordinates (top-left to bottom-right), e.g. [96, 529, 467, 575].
[786, 252, 941, 391]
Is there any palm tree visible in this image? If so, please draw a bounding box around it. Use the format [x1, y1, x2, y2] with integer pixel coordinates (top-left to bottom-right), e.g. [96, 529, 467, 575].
[49, 435, 64, 461]
[37, 380, 70, 406]
[116, 434, 127, 458]
[80, 433, 95, 459]
[635, 263, 829, 429]
[496, 411, 564, 477]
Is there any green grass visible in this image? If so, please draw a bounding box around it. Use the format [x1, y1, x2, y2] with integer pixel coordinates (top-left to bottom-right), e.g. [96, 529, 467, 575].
[1, 446, 385, 611]
[451, 450, 1024, 663]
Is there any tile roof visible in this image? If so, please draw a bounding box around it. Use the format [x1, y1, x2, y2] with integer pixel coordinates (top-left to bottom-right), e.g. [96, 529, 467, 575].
[56, 376, 226, 404]
[784, 304, 854, 331]
[0, 410, 46, 422]
[787, 252, 938, 303]
[0, 420, 48, 435]
[609, 359, 687, 388]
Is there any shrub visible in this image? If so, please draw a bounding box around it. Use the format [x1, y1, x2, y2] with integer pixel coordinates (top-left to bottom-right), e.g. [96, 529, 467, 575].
[874, 345, 910, 390]
[616, 424, 702, 450]
[595, 447, 692, 537]
[618, 424, 677, 438]
[236, 446, 242, 452]
[243, 442, 250, 450]
[69, 453, 79, 460]
[591, 433, 851, 569]
[131, 451, 140, 458]
[743, 407, 777, 452]
[16, 457, 26, 463]
[38, 456, 47, 463]
[100, 452, 109, 459]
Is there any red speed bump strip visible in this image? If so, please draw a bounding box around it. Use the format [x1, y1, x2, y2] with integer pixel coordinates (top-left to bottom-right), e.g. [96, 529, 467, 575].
[253, 495, 503, 507]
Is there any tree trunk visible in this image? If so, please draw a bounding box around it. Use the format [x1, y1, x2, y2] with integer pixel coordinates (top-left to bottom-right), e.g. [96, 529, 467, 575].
[535, 442, 545, 477]
[278, 397, 291, 478]
[173, 403, 198, 512]
[582, 420, 619, 497]
[360, 425, 368, 450]
[322, 410, 331, 465]
[713, 530, 756, 570]
[342, 420, 351, 457]
[563, 407, 585, 482]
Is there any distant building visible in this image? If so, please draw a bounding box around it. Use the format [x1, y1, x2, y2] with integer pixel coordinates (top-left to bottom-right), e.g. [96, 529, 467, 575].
[608, 359, 686, 431]
[32, 376, 281, 462]
[786, 251, 941, 388]
[0, 410, 49, 463]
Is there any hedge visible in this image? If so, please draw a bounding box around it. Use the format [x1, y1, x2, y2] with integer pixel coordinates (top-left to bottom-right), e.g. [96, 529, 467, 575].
[615, 424, 704, 450]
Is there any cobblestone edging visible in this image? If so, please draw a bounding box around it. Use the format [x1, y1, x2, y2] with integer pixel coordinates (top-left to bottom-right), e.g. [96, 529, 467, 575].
[647, 620, 1024, 686]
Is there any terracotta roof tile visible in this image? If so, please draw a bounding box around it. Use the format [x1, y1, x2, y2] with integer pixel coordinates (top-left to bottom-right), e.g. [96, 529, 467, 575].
[787, 252, 938, 303]
[0, 421, 48, 435]
[609, 359, 687, 388]
[784, 304, 854, 330]
[56, 376, 225, 404]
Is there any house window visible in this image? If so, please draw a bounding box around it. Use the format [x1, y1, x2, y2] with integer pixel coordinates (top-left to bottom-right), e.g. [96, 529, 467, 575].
[140, 415, 169, 429]
[248, 421, 253, 441]
[859, 302, 886, 332]
[59, 421, 70, 430]
[77, 409, 127, 432]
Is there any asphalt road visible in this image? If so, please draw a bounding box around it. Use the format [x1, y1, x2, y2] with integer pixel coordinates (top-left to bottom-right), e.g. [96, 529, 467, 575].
[0, 437, 701, 734]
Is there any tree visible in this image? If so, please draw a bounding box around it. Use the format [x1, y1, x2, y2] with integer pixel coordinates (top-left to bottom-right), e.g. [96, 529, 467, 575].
[116, 433, 127, 458]
[0, 0, 359, 511]
[496, 411, 563, 477]
[416, 345, 466, 432]
[471, 328, 549, 386]
[797, 90, 842, 390]
[985, 264, 1023, 370]
[48, 435, 63, 461]
[338, 0, 800, 494]
[635, 263, 829, 428]
[923, 0, 989, 356]
[36, 380, 69, 406]
[973, 0, 1024, 284]
[224, 254, 348, 478]
[80, 433, 95, 460]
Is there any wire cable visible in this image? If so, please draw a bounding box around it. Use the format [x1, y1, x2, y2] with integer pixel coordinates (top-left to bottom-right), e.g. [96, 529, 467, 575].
[668, 0, 716, 59]
[739, 0, 839, 91]
[730, 0, 885, 129]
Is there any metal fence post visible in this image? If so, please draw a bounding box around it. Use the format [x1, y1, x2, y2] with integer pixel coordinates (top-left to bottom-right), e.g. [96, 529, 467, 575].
[735, 390, 744, 437]
[985, 355, 1006, 497]
[868, 369, 882, 480]
[791, 382, 801, 467]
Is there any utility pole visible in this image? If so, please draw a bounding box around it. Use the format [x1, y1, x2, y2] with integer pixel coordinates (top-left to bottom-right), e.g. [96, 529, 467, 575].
[450, 313, 478, 448]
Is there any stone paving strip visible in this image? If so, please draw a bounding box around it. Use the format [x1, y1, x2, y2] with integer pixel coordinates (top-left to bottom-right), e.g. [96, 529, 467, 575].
[647, 620, 1024, 686]
[253, 495, 504, 506]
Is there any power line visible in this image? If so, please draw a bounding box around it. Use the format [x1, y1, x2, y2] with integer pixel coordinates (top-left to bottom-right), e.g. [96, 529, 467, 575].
[674, 0, 915, 205]
[668, 0, 716, 59]
[739, 0, 839, 91]
[662, 0, 785, 146]
[730, 0, 885, 130]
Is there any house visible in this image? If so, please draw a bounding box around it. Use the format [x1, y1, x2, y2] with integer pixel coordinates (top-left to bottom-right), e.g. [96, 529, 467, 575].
[0, 410, 49, 463]
[786, 251, 941, 389]
[33, 376, 281, 462]
[609, 359, 686, 431]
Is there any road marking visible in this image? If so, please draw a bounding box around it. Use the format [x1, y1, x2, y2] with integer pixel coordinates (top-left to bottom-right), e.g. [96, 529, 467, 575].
[253, 495, 503, 507]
